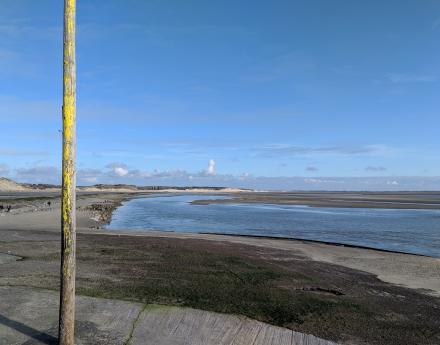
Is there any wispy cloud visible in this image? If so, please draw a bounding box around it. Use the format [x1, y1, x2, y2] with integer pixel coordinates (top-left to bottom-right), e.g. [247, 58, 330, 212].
[432, 17, 440, 30]
[14, 165, 60, 184]
[78, 168, 102, 184]
[0, 48, 16, 63]
[0, 19, 60, 40]
[252, 144, 387, 158]
[0, 163, 10, 175]
[0, 148, 48, 156]
[386, 73, 437, 83]
[306, 166, 319, 172]
[243, 51, 316, 82]
[80, 176, 98, 183]
[90, 159, 221, 183]
[6, 161, 440, 191]
[365, 166, 387, 172]
[0, 17, 60, 80]
[0, 96, 58, 121]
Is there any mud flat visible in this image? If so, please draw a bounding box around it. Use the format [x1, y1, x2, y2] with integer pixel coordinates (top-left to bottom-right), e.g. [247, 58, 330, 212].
[192, 191, 440, 209]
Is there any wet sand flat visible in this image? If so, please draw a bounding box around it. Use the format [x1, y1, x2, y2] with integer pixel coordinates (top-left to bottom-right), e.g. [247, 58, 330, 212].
[191, 191, 440, 209]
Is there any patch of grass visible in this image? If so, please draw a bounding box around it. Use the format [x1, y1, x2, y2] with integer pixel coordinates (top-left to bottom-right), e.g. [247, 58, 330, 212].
[9, 233, 439, 344]
[75, 240, 362, 333]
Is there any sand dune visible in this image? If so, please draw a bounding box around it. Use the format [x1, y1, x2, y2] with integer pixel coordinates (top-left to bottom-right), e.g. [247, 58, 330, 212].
[0, 177, 248, 194]
[0, 178, 28, 192]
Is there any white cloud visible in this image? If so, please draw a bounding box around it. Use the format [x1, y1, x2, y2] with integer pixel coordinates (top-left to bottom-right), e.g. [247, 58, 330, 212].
[106, 163, 129, 177]
[80, 176, 98, 183]
[5, 161, 440, 191]
[207, 159, 216, 175]
[114, 166, 129, 177]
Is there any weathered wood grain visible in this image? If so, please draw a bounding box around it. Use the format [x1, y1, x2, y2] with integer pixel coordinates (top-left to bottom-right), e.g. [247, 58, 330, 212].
[59, 0, 77, 344]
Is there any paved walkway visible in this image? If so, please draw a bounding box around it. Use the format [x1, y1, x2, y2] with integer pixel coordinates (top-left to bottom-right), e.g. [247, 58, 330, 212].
[0, 286, 337, 345]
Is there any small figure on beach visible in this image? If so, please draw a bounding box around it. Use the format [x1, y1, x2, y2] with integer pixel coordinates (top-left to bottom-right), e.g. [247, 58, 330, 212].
[47, 201, 51, 207]
[6, 205, 11, 212]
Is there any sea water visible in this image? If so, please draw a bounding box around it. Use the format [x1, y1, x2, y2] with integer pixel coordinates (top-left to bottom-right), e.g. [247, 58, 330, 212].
[106, 194, 440, 257]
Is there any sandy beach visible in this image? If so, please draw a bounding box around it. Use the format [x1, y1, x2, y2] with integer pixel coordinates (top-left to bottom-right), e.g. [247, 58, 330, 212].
[1, 191, 439, 344]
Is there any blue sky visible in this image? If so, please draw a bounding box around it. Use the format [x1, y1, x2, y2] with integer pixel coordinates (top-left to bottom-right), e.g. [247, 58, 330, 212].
[1, 0, 440, 190]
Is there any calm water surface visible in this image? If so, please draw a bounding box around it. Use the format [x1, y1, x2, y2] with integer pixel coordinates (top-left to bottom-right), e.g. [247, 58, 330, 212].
[107, 194, 440, 257]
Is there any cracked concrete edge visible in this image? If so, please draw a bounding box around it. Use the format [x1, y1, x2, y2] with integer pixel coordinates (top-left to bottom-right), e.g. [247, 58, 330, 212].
[123, 304, 148, 345]
[128, 304, 339, 345]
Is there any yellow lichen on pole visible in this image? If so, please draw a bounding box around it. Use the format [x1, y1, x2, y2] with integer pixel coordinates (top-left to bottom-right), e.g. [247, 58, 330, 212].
[59, 0, 76, 344]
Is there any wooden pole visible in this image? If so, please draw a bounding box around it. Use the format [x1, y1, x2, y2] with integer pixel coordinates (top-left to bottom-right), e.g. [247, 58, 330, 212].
[59, 0, 76, 344]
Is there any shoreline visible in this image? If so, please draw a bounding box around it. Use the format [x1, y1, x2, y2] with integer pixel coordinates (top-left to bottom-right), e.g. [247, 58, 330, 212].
[1, 191, 440, 344]
[197, 232, 437, 258]
[2, 189, 439, 259]
[105, 226, 437, 259]
[1, 191, 439, 296]
[105, 193, 439, 259]
[4, 189, 440, 209]
[94, 228, 440, 297]
[190, 191, 440, 209]
[4, 228, 439, 345]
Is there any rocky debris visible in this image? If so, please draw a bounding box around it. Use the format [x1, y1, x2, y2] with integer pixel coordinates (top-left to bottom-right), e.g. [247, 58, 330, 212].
[83, 200, 123, 224]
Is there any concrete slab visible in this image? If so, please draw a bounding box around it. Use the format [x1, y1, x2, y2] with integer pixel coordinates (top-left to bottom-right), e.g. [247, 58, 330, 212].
[129, 305, 337, 345]
[0, 287, 337, 345]
[0, 286, 142, 345]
